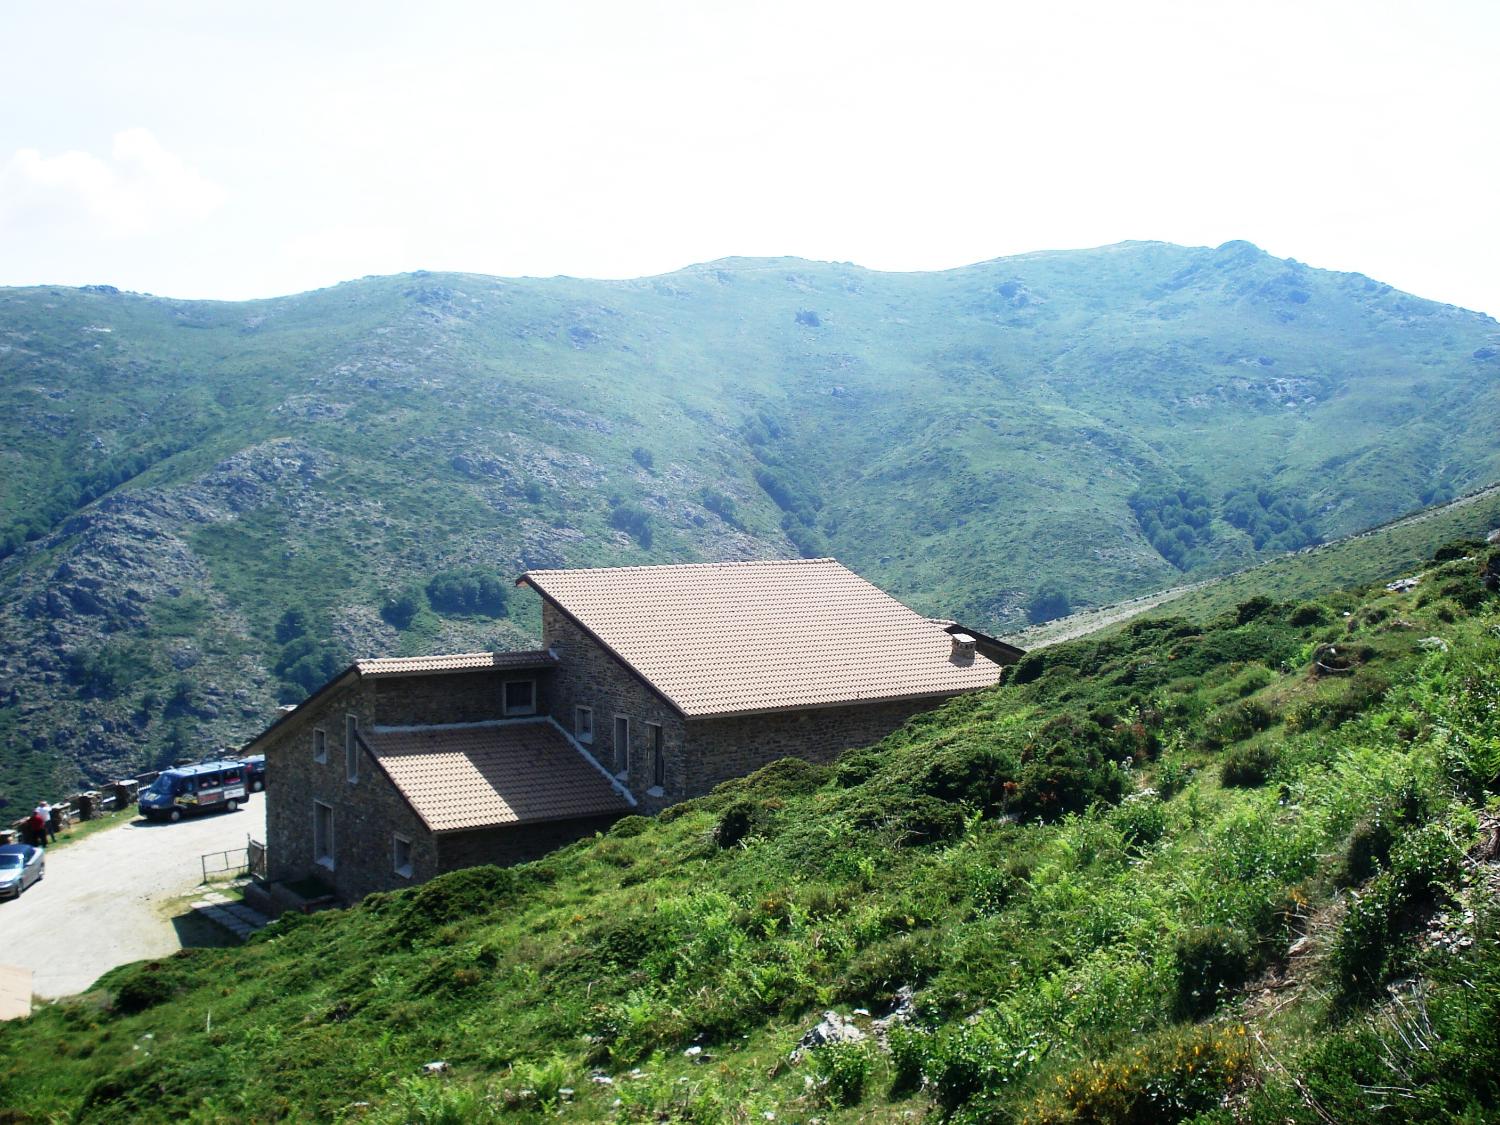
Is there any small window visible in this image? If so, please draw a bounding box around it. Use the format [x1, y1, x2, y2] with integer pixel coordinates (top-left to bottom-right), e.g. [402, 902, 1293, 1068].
[613, 715, 630, 775]
[648, 722, 665, 788]
[503, 680, 536, 716]
[393, 834, 413, 879]
[345, 714, 359, 783]
[313, 728, 327, 764]
[314, 801, 335, 869]
[574, 706, 594, 743]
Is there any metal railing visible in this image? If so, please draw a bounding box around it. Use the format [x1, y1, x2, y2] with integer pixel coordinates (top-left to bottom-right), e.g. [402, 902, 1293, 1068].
[200, 845, 250, 883]
[247, 838, 268, 881]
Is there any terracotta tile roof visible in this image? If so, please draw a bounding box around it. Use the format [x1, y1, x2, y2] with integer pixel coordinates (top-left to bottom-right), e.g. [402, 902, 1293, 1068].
[368, 720, 631, 832]
[520, 558, 1004, 717]
[355, 650, 556, 678]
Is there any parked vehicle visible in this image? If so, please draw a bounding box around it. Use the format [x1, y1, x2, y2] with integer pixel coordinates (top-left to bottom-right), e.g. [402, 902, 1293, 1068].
[138, 761, 250, 822]
[0, 844, 44, 898]
[241, 754, 266, 792]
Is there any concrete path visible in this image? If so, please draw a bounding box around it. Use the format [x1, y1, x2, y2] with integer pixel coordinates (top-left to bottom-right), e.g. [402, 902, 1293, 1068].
[0, 964, 32, 1020]
[0, 794, 265, 999]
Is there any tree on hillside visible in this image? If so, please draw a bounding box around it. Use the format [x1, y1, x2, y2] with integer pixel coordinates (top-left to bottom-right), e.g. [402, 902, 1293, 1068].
[425, 569, 510, 617]
[1028, 583, 1072, 625]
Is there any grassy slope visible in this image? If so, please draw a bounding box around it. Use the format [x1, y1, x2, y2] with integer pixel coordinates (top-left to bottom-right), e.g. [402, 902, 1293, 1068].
[1014, 482, 1500, 646]
[2, 544, 1498, 1122]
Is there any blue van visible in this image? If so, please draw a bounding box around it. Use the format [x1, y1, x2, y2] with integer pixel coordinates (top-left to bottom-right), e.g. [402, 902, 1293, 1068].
[139, 760, 251, 822]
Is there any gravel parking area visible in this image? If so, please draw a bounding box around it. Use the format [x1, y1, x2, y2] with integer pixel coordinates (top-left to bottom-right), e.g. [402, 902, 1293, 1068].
[0, 794, 266, 999]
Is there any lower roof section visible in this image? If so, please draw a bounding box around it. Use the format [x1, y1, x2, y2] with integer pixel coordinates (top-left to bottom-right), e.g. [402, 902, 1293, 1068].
[368, 718, 632, 834]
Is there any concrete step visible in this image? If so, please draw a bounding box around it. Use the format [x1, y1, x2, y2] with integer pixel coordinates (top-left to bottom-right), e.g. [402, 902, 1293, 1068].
[191, 893, 271, 942]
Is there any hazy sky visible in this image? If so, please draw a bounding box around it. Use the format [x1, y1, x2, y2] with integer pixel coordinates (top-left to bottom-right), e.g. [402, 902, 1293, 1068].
[2, 1, 1497, 314]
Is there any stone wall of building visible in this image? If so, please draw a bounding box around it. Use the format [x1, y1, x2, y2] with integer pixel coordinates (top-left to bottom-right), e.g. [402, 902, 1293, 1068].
[262, 677, 438, 902]
[372, 670, 552, 727]
[436, 814, 621, 872]
[686, 697, 939, 794]
[542, 603, 686, 813]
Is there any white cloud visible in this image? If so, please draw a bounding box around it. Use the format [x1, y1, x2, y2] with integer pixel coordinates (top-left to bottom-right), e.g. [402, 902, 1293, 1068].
[0, 128, 225, 239]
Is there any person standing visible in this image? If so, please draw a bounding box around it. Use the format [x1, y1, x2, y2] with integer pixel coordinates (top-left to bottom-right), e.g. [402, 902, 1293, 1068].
[34, 802, 55, 845]
[25, 809, 46, 847]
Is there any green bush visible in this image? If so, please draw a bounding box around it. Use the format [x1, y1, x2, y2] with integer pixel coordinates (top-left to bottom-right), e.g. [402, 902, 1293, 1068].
[1340, 817, 1396, 886]
[1220, 743, 1278, 788]
[807, 1041, 872, 1107]
[380, 587, 422, 629]
[1022, 1023, 1252, 1124]
[1110, 793, 1167, 849]
[1174, 925, 1254, 1018]
[922, 1016, 1048, 1111]
[698, 487, 738, 526]
[1205, 697, 1278, 747]
[1028, 583, 1072, 624]
[1288, 601, 1330, 626]
[608, 502, 654, 548]
[845, 793, 966, 844]
[1333, 823, 1462, 1002]
[839, 932, 940, 1008]
[425, 569, 509, 617]
[1008, 716, 1128, 821]
[713, 798, 766, 848]
[887, 1024, 930, 1094]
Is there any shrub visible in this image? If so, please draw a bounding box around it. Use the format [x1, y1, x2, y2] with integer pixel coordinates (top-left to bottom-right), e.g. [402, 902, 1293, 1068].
[1111, 793, 1167, 849]
[1288, 601, 1330, 626]
[388, 865, 534, 943]
[698, 487, 738, 525]
[425, 569, 509, 617]
[922, 1016, 1049, 1111]
[630, 446, 654, 470]
[845, 793, 967, 845]
[1022, 1023, 1252, 1124]
[1028, 584, 1072, 624]
[1333, 822, 1462, 1002]
[840, 931, 940, 1008]
[887, 1024, 930, 1094]
[713, 756, 829, 801]
[1340, 817, 1396, 886]
[1205, 697, 1278, 747]
[380, 587, 422, 629]
[608, 502, 654, 548]
[1174, 925, 1254, 1018]
[1221, 743, 1277, 788]
[807, 1041, 871, 1107]
[713, 798, 766, 848]
[1008, 716, 1128, 821]
[274, 605, 310, 643]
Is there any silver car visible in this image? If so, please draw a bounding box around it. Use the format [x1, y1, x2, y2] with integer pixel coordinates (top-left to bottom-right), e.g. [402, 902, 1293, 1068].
[0, 844, 44, 898]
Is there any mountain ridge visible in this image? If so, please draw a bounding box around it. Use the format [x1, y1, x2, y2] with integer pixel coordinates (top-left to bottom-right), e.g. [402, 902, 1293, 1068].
[1, 239, 1498, 803]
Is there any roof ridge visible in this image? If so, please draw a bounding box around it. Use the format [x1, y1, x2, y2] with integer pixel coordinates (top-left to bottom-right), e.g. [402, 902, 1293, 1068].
[521, 557, 837, 577]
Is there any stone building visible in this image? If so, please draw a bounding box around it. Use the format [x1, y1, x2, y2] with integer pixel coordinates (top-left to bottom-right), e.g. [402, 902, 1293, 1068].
[246, 558, 1016, 904]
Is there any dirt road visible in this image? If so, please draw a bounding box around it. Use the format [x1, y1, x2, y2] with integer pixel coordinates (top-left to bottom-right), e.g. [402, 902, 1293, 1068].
[0, 795, 265, 999]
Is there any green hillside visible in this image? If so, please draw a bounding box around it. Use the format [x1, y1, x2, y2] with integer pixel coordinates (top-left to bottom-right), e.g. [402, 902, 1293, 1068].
[1013, 482, 1500, 647]
[1, 544, 1497, 1122]
[1, 240, 1498, 805]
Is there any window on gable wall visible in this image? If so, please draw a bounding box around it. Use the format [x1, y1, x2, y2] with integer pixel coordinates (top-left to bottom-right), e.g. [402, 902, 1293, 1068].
[648, 722, 665, 788]
[613, 715, 630, 775]
[314, 801, 335, 869]
[313, 727, 327, 764]
[393, 834, 413, 878]
[345, 714, 359, 783]
[575, 706, 593, 742]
